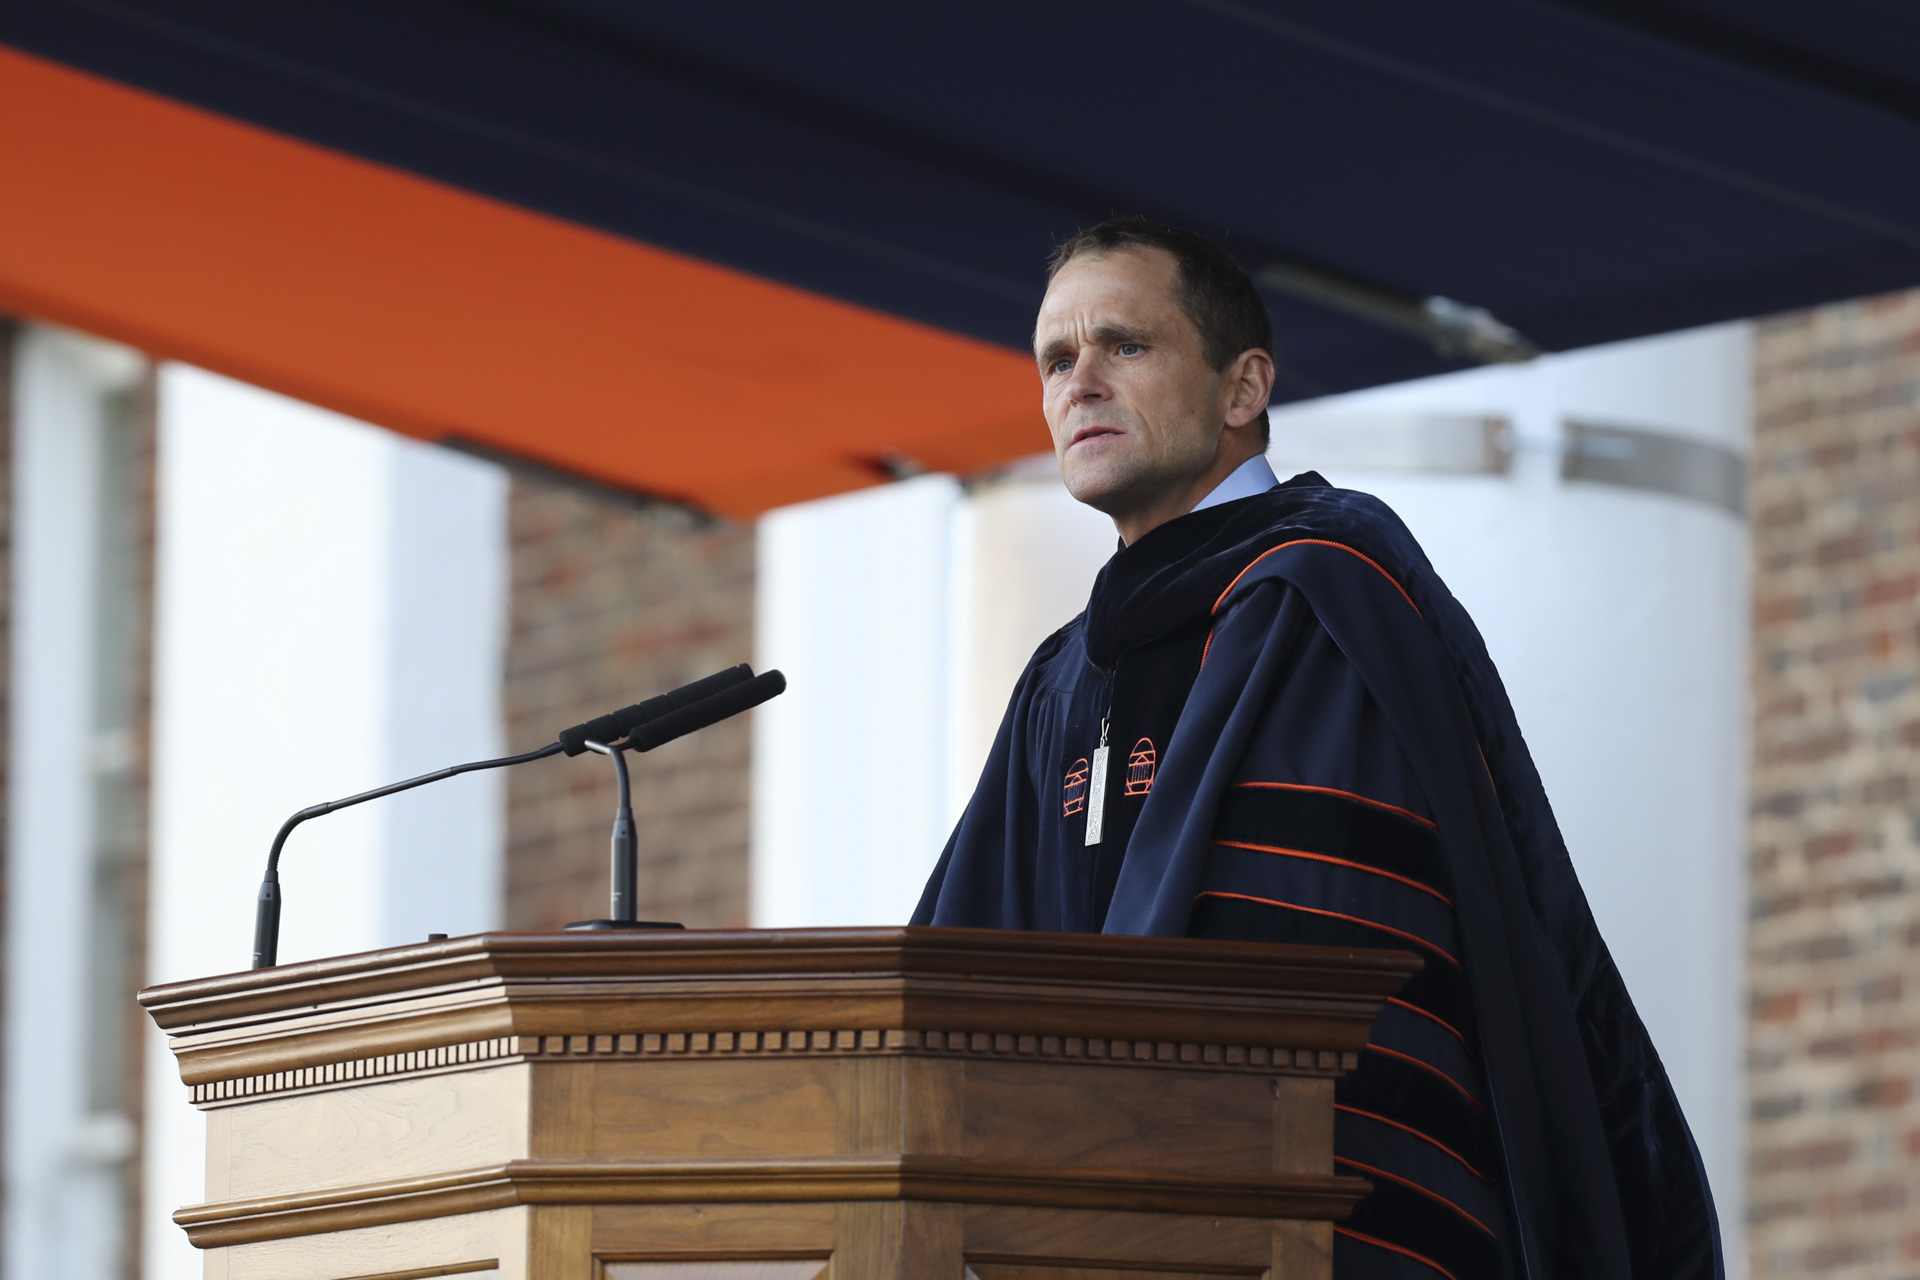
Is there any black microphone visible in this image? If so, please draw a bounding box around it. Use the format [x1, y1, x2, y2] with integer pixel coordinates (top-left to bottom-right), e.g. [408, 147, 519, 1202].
[556, 664, 752, 756]
[562, 669, 786, 933]
[625, 669, 786, 753]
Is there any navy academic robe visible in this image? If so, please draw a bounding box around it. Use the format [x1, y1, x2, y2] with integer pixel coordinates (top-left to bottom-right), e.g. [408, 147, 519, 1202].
[913, 474, 1722, 1280]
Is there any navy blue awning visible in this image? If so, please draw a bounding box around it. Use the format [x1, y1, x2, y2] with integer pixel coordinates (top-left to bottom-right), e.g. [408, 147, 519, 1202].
[6, 0, 1917, 402]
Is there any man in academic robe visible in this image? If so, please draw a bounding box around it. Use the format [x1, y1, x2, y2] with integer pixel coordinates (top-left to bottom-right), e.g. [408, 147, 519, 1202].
[913, 218, 1722, 1280]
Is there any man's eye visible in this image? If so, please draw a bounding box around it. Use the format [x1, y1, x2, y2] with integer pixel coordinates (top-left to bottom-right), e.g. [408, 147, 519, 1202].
[1051, 358, 1074, 374]
[1117, 343, 1143, 356]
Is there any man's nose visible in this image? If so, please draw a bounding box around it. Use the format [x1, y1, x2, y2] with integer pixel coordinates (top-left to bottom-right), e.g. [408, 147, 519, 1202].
[1064, 356, 1109, 403]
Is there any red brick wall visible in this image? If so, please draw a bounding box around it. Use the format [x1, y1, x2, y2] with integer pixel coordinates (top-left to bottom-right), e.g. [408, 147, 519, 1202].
[1749, 291, 1920, 1278]
[501, 475, 755, 931]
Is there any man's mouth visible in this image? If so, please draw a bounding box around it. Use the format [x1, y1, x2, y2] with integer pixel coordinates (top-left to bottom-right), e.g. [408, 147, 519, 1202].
[1069, 424, 1123, 448]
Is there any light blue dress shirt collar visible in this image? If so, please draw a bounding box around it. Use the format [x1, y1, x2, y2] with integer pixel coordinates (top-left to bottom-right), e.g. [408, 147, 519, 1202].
[1189, 453, 1280, 514]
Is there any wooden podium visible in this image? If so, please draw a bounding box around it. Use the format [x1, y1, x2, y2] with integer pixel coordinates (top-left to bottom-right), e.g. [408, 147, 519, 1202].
[140, 928, 1415, 1280]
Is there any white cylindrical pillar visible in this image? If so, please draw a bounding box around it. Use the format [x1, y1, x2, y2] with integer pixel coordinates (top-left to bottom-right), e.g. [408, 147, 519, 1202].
[1271, 322, 1752, 1255]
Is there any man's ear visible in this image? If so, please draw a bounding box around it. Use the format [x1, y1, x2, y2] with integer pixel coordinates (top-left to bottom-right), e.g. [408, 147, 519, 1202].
[1223, 348, 1275, 429]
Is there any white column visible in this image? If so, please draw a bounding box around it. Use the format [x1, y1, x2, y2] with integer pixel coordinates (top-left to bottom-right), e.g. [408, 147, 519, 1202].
[379, 443, 510, 945]
[4, 326, 144, 1280]
[751, 475, 962, 926]
[144, 366, 507, 1280]
[1271, 322, 1752, 1261]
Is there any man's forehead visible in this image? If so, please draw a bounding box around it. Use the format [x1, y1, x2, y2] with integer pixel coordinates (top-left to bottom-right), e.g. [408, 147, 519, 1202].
[1034, 247, 1183, 348]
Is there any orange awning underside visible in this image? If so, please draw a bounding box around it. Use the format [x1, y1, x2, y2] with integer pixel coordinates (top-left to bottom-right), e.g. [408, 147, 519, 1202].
[0, 46, 1043, 516]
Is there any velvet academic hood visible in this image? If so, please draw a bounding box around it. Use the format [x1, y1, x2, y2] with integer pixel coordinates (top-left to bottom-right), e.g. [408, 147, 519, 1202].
[2, 2, 1915, 516]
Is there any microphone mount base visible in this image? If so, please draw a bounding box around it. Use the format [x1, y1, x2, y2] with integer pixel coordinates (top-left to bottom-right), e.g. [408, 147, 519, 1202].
[562, 919, 686, 931]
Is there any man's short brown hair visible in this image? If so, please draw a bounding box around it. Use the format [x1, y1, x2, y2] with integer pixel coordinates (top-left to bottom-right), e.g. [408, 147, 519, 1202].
[1048, 217, 1273, 442]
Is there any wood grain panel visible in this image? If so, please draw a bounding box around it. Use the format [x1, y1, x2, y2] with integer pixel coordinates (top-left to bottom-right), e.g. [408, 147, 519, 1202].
[589, 1202, 838, 1256]
[838, 1056, 903, 1155]
[836, 1200, 963, 1280]
[526, 1204, 591, 1278]
[1272, 1221, 1329, 1280]
[961, 1062, 1270, 1174]
[533, 1060, 596, 1161]
[603, 1265, 825, 1280]
[589, 1060, 840, 1159]
[1269, 1079, 1332, 1176]
[961, 1206, 1271, 1270]
[901, 1057, 964, 1156]
[223, 1067, 528, 1198]
[967, 1268, 1258, 1280]
[208, 1105, 233, 1202]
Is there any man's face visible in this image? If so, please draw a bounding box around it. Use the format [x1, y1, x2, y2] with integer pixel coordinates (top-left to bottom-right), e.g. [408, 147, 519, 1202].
[1034, 247, 1236, 522]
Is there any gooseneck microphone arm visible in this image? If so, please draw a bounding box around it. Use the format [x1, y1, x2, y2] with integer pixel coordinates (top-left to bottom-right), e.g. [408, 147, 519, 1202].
[562, 671, 785, 932]
[581, 740, 637, 924]
[252, 741, 565, 969]
[249, 663, 786, 971]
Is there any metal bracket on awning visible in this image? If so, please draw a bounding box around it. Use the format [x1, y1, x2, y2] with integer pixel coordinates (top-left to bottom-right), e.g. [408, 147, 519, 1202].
[1256, 260, 1540, 365]
[1267, 411, 1747, 518]
[1560, 419, 1747, 518]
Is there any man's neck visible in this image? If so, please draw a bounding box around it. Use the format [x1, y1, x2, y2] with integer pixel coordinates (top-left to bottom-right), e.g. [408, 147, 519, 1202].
[1112, 450, 1275, 544]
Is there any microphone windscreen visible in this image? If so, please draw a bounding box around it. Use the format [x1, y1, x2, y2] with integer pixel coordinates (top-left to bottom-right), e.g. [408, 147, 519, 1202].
[555, 664, 753, 756]
[625, 670, 785, 753]
[612, 663, 751, 735]
[557, 711, 628, 757]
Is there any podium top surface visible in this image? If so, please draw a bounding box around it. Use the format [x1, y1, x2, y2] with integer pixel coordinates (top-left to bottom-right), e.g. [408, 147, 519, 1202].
[140, 927, 1418, 1088]
[141, 927, 1418, 1023]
